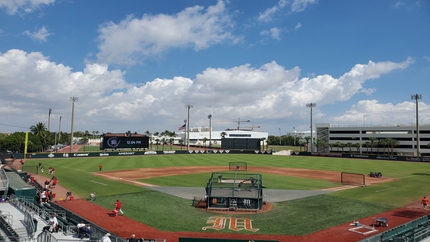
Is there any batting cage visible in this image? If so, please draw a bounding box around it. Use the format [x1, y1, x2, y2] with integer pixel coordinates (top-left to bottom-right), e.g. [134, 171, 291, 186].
[205, 172, 263, 211]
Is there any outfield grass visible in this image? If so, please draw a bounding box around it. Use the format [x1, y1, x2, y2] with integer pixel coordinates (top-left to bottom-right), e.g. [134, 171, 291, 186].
[23, 154, 430, 235]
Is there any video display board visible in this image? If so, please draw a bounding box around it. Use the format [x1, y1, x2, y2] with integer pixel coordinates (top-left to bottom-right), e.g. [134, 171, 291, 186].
[221, 138, 261, 150]
[100, 135, 149, 150]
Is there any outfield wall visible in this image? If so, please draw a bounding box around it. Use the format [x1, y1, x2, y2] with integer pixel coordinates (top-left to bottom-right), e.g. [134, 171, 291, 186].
[9, 151, 430, 163]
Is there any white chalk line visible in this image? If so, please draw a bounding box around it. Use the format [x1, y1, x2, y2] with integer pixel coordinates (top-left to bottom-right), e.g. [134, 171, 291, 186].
[90, 180, 107, 186]
[375, 187, 397, 193]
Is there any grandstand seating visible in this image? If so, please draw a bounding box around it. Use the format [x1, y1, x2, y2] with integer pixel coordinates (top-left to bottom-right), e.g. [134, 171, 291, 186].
[359, 215, 430, 242]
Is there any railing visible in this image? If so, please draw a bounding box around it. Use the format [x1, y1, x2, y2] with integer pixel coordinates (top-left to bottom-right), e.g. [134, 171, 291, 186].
[414, 226, 430, 241]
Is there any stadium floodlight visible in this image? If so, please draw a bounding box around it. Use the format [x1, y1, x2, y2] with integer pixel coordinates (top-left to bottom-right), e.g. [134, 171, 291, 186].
[48, 108, 52, 132]
[208, 114, 212, 148]
[70, 97, 78, 152]
[306, 103, 316, 152]
[411, 94, 422, 157]
[185, 104, 193, 150]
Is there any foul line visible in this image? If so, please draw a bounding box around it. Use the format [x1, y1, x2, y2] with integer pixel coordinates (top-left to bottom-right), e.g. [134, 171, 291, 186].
[375, 187, 396, 193]
[90, 180, 107, 186]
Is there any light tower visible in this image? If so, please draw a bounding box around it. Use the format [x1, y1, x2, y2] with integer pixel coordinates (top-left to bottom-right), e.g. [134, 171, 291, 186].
[306, 103, 316, 152]
[70, 97, 78, 152]
[208, 114, 212, 148]
[185, 104, 193, 150]
[411, 94, 422, 157]
[48, 108, 52, 132]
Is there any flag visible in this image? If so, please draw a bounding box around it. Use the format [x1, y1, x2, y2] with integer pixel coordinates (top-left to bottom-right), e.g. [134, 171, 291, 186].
[178, 124, 186, 131]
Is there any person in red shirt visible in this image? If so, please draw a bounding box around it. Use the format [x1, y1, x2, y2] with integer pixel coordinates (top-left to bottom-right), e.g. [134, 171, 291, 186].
[99, 164, 103, 171]
[115, 199, 124, 216]
[421, 196, 429, 210]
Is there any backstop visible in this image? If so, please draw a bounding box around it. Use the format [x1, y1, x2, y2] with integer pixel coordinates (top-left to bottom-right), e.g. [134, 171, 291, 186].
[205, 172, 263, 211]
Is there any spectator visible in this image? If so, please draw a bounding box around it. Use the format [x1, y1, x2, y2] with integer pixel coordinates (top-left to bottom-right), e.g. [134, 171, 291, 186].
[128, 234, 144, 242]
[79, 224, 92, 239]
[48, 213, 59, 233]
[101, 233, 112, 242]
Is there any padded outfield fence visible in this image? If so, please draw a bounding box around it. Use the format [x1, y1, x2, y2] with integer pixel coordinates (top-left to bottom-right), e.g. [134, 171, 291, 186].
[205, 172, 263, 211]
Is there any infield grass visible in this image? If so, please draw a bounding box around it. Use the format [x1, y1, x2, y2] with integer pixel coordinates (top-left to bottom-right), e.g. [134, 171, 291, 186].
[23, 154, 430, 235]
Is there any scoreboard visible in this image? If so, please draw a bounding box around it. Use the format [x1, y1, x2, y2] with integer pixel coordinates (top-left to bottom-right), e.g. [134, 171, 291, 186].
[100, 135, 149, 150]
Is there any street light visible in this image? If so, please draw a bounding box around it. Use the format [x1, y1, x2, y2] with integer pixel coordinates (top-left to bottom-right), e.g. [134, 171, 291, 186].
[279, 128, 281, 145]
[411, 94, 422, 157]
[306, 103, 316, 152]
[208, 114, 212, 148]
[185, 104, 193, 150]
[70, 97, 78, 152]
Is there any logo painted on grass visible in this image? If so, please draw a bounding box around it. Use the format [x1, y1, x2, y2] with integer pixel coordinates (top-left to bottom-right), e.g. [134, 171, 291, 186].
[202, 217, 259, 232]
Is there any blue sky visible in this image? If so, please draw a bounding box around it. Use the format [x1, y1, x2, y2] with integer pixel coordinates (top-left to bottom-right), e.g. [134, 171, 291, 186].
[0, 0, 429, 136]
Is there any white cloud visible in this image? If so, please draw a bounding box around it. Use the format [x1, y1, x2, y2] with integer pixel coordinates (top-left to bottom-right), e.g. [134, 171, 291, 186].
[96, 0, 239, 66]
[290, 0, 318, 13]
[22, 26, 52, 42]
[258, 0, 317, 23]
[0, 49, 422, 134]
[260, 27, 282, 40]
[0, 0, 55, 15]
[332, 100, 429, 126]
[294, 22, 302, 30]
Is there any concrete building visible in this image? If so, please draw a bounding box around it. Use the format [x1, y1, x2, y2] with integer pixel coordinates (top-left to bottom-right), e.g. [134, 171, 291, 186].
[315, 123, 430, 156]
[152, 127, 268, 148]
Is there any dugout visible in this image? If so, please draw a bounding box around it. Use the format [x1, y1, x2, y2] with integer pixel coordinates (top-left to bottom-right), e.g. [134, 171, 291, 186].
[205, 172, 263, 211]
[6, 171, 36, 199]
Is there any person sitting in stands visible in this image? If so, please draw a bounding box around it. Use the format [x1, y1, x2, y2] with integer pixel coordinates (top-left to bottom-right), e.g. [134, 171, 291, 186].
[79, 224, 92, 239]
[48, 213, 59, 233]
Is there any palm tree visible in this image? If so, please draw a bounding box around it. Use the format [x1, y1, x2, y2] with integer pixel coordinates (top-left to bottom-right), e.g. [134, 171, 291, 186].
[369, 137, 378, 154]
[179, 139, 184, 149]
[346, 142, 353, 153]
[30, 122, 47, 136]
[169, 138, 174, 150]
[202, 137, 208, 150]
[155, 139, 160, 150]
[363, 141, 371, 154]
[329, 143, 335, 153]
[386, 138, 400, 155]
[304, 136, 310, 152]
[30, 122, 49, 150]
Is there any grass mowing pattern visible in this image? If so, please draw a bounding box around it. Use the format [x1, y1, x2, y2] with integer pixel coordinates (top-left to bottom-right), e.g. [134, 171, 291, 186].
[24, 154, 430, 235]
[139, 172, 338, 190]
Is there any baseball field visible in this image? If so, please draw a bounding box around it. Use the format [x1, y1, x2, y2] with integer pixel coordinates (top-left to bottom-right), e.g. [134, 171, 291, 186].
[22, 152, 430, 241]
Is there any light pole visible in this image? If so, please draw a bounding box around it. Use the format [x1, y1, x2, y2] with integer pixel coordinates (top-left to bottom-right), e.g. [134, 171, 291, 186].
[279, 128, 281, 145]
[185, 104, 193, 150]
[70, 97, 78, 152]
[208, 114, 212, 148]
[184, 119, 187, 147]
[48, 108, 52, 132]
[306, 103, 316, 152]
[411, 94, 422, 157]
[293, 127, 296, 146]
[56, 116, 62, 152]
